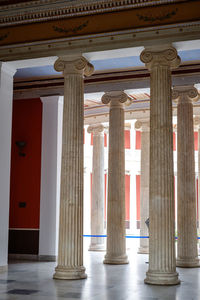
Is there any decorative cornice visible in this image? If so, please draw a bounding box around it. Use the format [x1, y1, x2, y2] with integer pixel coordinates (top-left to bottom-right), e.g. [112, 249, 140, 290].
[0, 20, 200, 61]
[0, 0, 187, 27]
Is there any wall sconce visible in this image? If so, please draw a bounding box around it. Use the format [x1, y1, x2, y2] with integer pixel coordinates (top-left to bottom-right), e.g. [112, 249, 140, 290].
[15, 141, 27, 157]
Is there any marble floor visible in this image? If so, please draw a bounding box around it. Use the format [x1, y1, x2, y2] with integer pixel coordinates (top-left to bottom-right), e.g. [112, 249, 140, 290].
[0, 240, 200, 300]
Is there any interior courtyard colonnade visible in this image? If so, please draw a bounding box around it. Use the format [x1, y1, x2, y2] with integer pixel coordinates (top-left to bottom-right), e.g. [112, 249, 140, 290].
[1, 41, 200, 286]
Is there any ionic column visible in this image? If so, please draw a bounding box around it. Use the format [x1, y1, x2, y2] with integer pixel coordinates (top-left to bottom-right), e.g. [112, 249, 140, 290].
[135, 119, 150, 254]
[173, 86, 199, 267]
[88, 124, 105, 251]
[102, 91, 129, 264]
[53, 56, 94, 280]
[140, 46, 180, 285]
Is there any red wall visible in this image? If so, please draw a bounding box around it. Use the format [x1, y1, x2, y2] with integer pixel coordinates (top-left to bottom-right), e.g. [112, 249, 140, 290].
[173, 132, 176, 151]
[9, 99, 42, 229]
[125, 130, 130, 149]
[104, 173, 107, 220]
[135, 131, 141, 150]
[125, 175, 130, 220]
[194, 132, 198, 151]
[136, 175, 140, 220]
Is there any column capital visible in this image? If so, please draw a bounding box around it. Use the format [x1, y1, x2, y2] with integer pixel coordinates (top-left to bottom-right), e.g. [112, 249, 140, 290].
[172, 86, 199, 104]
[194, 116, 200, 130]
[54, 55, 94, 76]
[87, 123, 104, 135]
[135, 119, 150, 132]
[140, 46, 180, 70]
[101, 91, 131, 108]
[0, 62, 16, 77]
[40, 95, 63, 104]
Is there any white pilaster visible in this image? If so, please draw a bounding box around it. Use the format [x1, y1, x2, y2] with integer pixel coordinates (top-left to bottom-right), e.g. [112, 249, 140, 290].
[0, 62, 16, 271]
[39, 95, 63, 261]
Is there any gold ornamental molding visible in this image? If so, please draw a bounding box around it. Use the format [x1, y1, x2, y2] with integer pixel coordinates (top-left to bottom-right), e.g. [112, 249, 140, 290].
[0, 0, 199, 61]
[0, 0, 187, 27]
[0, 0, 199, 48]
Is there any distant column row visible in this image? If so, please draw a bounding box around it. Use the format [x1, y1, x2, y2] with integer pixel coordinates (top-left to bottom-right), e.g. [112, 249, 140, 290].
[51, 46, 200, 286]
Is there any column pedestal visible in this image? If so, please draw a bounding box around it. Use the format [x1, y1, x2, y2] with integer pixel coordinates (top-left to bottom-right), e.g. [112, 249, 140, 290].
[102, 91, 129, 265]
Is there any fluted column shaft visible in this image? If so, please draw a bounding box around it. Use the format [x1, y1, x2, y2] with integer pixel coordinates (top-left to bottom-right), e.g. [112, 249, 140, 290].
[198, 126, 200, 233]
[194, 117, 200, 236]
[102, 91, 129, 264]
[141, 46, 180, 285]
[173, 86, 199, 267]
[135, 120, 150, 254]
[53, 56, 93, 280]
[88, 124, 105, 251]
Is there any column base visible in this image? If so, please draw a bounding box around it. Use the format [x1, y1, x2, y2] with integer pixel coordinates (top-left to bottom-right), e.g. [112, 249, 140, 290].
[138, 247, 149, 254]
[144, 271, 180, 286]
[176, 257, 200, 268]
[0, 265, 8, 273]
[103, 254, 129, 265]
[53, 266, 87, 280]
[88, 244, 105, 252]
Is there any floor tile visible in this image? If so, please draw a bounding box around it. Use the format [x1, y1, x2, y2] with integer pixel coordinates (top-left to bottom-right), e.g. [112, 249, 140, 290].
[0, 241, 199, 300]
[7, 289, 39, 295]
[0, 280, 15, 284]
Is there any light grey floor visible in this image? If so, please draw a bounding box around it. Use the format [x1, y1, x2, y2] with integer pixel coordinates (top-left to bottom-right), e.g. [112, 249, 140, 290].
[0, 240, 200, 300]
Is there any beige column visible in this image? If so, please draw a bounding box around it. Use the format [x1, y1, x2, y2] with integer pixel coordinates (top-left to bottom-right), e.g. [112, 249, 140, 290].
[102, 91, 129, 264]
[53, 56, 93, 280]
[135, 119, 150, 254]
[87, 124, 105, 251]
[140, 46, 180, 285]
[198, 120, 200, 236]
[173, 86, 199, 267]
[194, 117, 200, 239]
